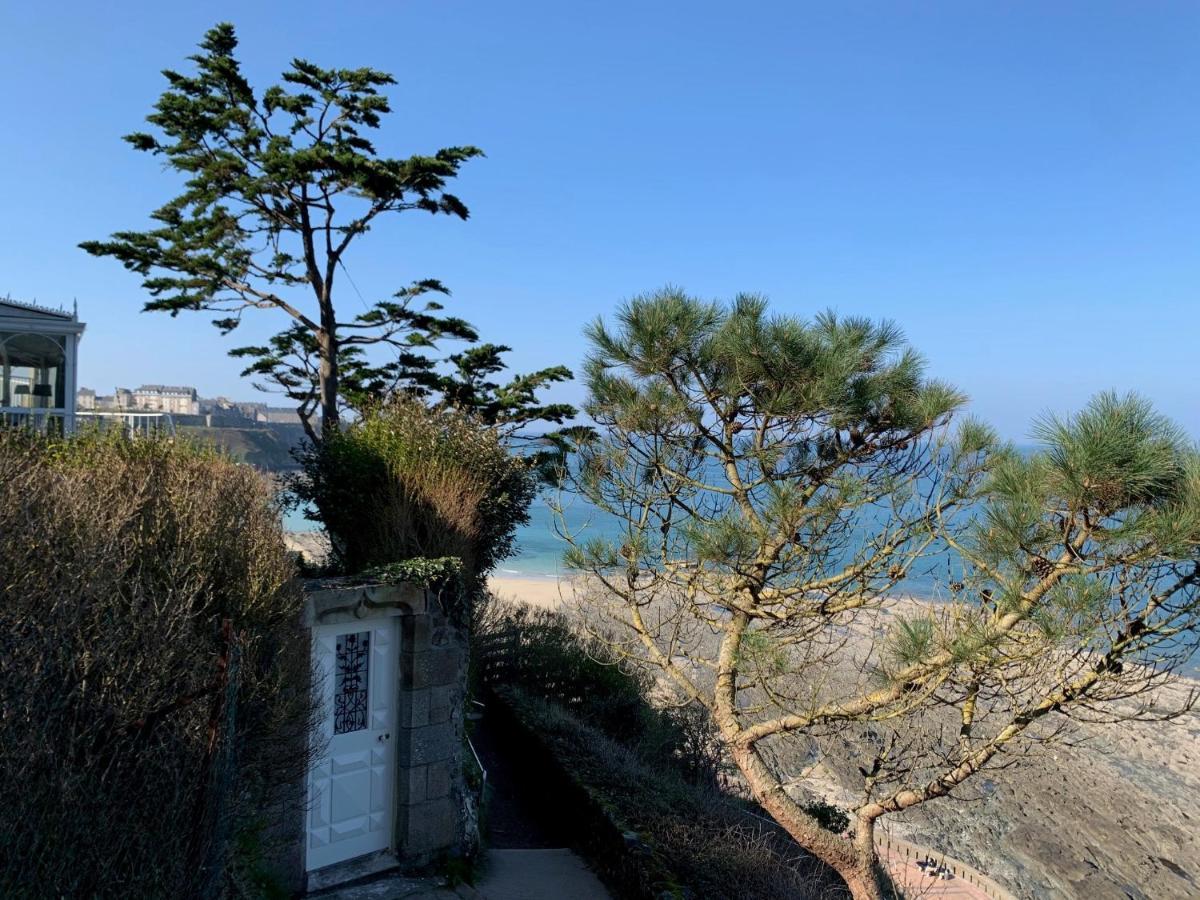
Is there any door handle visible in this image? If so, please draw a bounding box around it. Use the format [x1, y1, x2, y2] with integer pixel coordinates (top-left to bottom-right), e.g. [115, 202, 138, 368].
[377, 732, 391, 742]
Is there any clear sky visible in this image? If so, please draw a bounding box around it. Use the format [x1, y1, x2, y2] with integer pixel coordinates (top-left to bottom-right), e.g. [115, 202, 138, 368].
[1, 1, 1196, 439]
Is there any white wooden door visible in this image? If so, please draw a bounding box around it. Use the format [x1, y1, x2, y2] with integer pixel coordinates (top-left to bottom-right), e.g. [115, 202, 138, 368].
[306, 617, 398, 871]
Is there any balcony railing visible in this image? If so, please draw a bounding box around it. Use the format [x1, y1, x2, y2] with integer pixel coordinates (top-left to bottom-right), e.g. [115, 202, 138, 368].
[1, 408, 177, 436]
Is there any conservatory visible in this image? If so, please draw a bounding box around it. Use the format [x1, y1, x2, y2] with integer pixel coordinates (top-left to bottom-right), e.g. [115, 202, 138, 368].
[0, 297, 85, 433]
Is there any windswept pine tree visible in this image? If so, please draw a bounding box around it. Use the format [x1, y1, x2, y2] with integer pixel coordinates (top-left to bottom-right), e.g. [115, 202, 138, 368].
[565, 287, 1200, 900]
[82, 23, 574, 443]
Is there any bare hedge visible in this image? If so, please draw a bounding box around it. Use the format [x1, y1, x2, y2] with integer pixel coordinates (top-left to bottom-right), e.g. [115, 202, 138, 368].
[0, 429, 313, 899]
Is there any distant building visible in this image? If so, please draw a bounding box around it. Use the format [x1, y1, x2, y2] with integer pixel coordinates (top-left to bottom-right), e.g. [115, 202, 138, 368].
[261, 406, 307, 426]
[76, 383, 311, 431]
[130, 384, 199, 415]
[1, 296, 85, 431]
[77, 383, 200, 415]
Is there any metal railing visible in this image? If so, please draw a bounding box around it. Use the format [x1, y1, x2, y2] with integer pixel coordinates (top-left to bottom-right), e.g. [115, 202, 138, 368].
[76, 410, 177, 436]
[0, 407, 69, 434]
[0, 408, 177, 437]
[874, 832, 1016, 900]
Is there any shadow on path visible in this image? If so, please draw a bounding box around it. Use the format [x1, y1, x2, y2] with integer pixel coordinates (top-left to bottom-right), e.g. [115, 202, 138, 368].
[469, 703, 612, 899]
[470, 705, 558, 849]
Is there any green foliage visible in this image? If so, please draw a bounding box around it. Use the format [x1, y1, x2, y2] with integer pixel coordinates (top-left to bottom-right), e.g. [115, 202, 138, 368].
[81, 22, 576, 441]
[584, 289, 964, 433]
[941, 391, 1200, 681]
[497, 689, 844, 899]
[362, 556, 464, 586]
[885, 615, 937, 668]
[800, 799, 851, 835]
[739, 629, 790, 677]
[570, 286, 982, 610]
[477, 604, 654, 744]
[1032, 391, 1191, 514]
[292, 397, 537, 592]
[570, 287, 1200, 887]
[439, 343, 576, 432]
[974, 393, 1200, 578]
[0, 429, 312, 898]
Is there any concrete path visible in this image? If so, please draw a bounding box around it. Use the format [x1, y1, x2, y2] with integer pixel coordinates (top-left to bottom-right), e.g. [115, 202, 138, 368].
[310, 872, 470, 900]
[474, 848, 610, 900]
[311, 849, 609, 900]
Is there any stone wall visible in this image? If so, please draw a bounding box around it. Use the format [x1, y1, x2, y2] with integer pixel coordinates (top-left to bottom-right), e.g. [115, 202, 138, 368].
[289, 579, 470, 885]
[394, 605, 470, 866]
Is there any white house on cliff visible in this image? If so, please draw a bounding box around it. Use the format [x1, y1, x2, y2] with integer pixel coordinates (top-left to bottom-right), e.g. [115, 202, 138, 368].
[0, 297, 85, 432]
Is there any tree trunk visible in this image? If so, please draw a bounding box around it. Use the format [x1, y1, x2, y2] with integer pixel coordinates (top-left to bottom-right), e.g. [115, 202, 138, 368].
[727, 741, 885, 900]
[849, 815, 885, 900]
[317, 326, 339, 437]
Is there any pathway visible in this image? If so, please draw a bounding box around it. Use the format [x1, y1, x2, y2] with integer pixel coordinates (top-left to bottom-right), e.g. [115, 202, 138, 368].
[474, 849, 610, 900]
[468, 705, 612, 899]
[879, 844, 1004, 900]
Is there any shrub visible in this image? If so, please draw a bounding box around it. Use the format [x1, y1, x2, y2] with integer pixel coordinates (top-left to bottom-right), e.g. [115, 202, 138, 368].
[292, 398, 537, 590]
[478, 602, 730, 786]
[0, 428, 313, 899]
[501, 690, 846, 900]
[802, 799, 851, 836]
[475, 602, 652, 740]
[476, 604, 847, 896]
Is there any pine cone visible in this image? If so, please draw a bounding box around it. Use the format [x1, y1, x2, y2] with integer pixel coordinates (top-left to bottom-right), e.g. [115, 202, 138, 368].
[1031, 557, 1054, 580]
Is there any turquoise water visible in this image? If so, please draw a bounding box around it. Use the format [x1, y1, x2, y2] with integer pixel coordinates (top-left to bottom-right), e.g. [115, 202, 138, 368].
[284, 494, 1199, 672]
[500, 499, 958, 597]
[282, 495, 617, 582]
[496, 498, 619, 581]
[285, 494, 955, 597]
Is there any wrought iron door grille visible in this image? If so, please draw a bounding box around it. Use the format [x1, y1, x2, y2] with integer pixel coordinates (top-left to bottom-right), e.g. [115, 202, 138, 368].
[334, 631, 370, 734]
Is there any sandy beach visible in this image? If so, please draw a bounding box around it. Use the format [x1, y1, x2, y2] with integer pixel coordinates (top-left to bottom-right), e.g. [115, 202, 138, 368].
[487, 574, 575, 609]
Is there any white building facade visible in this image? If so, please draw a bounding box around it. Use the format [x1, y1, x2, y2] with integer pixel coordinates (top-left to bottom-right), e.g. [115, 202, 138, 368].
[129, 384, 199, 415]
[0, 298, 85, 433]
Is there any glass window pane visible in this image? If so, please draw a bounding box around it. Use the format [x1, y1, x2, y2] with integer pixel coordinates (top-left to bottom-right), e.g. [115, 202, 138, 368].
[334, 631, 370, 734]
[0, 333, 66, 409]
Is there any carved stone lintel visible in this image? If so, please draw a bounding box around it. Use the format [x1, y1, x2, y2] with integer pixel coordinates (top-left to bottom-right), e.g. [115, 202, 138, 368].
[302, 581, 426, 628]
[317, 589, 389, 623]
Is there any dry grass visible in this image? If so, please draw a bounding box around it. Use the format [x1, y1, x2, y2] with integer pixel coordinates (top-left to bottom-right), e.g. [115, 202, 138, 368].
[292, 397, 536, 584]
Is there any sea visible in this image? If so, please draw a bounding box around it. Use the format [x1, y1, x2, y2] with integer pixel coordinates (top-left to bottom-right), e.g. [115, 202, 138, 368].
[284, 490, 1200, 675]
[284, 490, 954, 597]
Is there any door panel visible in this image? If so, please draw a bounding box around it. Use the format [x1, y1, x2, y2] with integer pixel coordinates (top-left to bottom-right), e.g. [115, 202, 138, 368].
[306, 617, 397, 871]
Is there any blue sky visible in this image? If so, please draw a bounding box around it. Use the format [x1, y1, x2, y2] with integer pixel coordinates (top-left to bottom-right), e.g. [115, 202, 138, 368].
[1, 1, 1196, 438]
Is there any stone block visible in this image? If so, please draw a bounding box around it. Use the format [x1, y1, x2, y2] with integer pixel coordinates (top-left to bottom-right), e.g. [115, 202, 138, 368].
[398, 688, 431, 728]
[428, 685, 454, 725]
[425, 760, 453, 800]
[396, 764, 428, 806]
[431, 620, 457, 648]
[401, 796, 458, 855]
[401, 612, 433, 649]
[402, 650, 435, 690]
[428, 647, 463, 688]
[396, 721, 455, 767]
